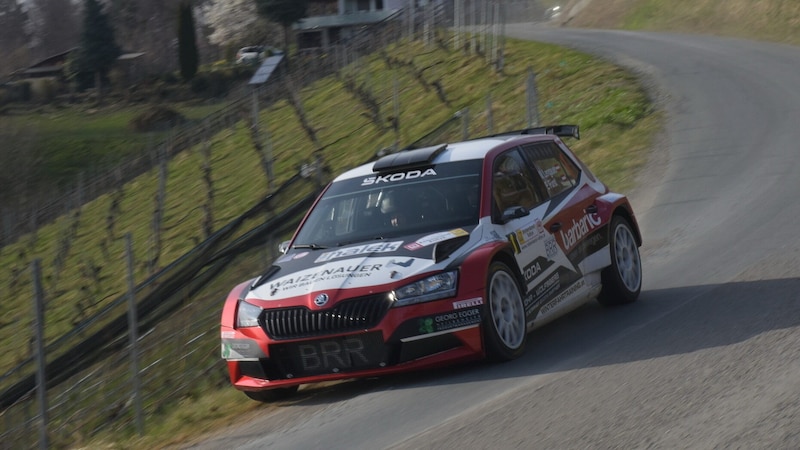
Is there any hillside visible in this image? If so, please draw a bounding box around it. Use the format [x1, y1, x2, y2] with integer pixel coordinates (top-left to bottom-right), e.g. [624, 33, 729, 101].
[561, 0, 800, 46]
[2, 31, 659, 447]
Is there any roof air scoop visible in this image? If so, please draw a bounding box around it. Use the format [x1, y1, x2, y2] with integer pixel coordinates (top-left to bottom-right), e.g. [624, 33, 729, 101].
[372, 144, 447, 172]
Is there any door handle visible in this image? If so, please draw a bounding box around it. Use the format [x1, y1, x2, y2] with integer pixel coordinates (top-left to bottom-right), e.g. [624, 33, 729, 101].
[549, 222, 562, 232]
[585, 204, 598, 214]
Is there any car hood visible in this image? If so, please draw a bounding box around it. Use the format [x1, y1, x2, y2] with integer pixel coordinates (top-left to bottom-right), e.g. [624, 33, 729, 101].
[248, 228, 475, 303]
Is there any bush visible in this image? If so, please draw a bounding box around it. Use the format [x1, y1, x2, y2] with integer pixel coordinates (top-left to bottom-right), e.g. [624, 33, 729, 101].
[161, 72, 180, 84]
[129, 105, 187, 132]
[190, 68, 253, 98]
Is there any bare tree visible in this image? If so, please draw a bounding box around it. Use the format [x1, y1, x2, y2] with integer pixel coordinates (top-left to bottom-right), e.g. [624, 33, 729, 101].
[0, 0, 31, 74]
[200, 0, 282, 60]
[201, 0, 259, 46]
[107, 0, 185, 73]
[27, 0, 79, 59]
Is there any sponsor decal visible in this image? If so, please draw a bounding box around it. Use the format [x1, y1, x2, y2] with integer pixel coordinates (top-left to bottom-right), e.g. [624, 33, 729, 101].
[453, 297, 483, 310]
[418, 307, 482, 334]
[522, 257, 554, 284]
[388, 258, 414, 267]
[565, 225, 609, 266]
[297, 338, 368, 371]
[507, 220, 547, 254]
[542, 164, 566, 192]
[418, 318, 434, 334]
[315, 241, 403, 263]
[539, 279, 585, 315]
[558, 213, 602, 252]
[405, 229, 468, 251]
[270, 264, 383, 295]
[524, 261, 542, 282]
[386, 259, 415, 280]
[221, 338, 266, 360]
[584, 232, 604, 249]
[361, 168, 437, 186]
[545, 236, 559, 259]
[221, 331, 236, 339]
[534, 271, 561, 302]
[523, 293, 535, 309]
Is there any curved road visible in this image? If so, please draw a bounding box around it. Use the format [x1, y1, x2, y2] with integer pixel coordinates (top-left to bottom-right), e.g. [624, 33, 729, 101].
[191, 27, 800, 449]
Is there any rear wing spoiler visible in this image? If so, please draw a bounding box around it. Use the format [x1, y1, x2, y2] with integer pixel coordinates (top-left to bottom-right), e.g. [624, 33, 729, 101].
[491, 124, 580, 140]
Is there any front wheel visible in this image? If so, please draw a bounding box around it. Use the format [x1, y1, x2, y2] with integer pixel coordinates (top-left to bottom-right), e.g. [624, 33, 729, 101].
[597, 216, 642, 306]
[483, 262, 527, 361]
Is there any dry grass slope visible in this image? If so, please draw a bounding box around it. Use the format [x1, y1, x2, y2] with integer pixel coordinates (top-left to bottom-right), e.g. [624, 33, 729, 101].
[564, 0, 800, 46]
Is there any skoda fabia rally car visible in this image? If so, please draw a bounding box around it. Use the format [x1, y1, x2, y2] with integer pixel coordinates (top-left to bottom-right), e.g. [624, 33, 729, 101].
[221, 125, 642, 401]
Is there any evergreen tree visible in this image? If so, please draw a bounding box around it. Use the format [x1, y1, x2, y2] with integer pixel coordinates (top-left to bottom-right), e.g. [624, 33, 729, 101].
[254, 0, 308, 53]
[177, 0, 198, 81]
[75, 0, 121, 95]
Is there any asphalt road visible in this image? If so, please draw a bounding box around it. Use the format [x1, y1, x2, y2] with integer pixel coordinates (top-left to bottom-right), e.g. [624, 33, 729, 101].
[189, 26, 800, 449]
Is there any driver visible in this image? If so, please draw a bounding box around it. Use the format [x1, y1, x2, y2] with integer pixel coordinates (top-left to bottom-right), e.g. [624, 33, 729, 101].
[380, 191, 407, 227]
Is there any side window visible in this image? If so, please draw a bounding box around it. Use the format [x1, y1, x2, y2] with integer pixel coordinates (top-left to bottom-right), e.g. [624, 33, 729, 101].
[522, 143, 580, 198]
[492, 150, 542, 216]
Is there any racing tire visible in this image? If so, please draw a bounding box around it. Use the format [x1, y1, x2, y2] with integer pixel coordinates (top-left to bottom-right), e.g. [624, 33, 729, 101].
[597, 216, 642, 306]
[244, 385, 299, 402]
[483, 262, 527, 361]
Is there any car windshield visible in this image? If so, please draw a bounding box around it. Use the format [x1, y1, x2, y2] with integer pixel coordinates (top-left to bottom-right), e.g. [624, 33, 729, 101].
[293, 160, 482, 248]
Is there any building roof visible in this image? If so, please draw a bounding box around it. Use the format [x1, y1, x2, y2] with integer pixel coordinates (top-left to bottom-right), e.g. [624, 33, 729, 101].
[294, 9, 399, 31]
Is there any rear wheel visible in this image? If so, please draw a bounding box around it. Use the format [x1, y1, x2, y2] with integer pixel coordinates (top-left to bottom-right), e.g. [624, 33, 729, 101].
[598, 216, 642, 305]
[244, 385, 299, 402]
[483, 262, 527, 361]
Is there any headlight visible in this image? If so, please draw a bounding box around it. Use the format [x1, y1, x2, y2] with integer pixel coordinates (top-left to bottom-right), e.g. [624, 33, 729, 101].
[236, 301, 263, 328]
[393, 271, 458, 307]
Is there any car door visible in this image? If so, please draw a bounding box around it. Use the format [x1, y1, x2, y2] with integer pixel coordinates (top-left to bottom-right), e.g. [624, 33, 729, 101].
[490, 148, 558, 318]
[518, 142, 602, 316]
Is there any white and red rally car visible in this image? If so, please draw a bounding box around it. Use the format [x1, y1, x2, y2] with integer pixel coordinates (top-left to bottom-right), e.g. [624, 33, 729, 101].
[221, 125, 642, 401]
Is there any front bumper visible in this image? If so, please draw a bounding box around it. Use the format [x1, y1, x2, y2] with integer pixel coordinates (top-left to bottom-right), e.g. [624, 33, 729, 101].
[222, 294, 486, 391]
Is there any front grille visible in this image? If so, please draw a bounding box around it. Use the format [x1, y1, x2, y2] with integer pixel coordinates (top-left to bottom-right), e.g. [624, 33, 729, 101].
[262, 293, 393, 340]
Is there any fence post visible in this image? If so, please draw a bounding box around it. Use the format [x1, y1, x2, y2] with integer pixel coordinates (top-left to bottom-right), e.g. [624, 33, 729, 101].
[454, 0, 462, 51]
[32, 258, 48, 450]
[125, 233, 144, 436]
[393, 75, 401, 149]
[497, 0, 506, 72]
[460, 108, 470, 141]
[486, 93, 494, 135]
[527, 68, 539, 127]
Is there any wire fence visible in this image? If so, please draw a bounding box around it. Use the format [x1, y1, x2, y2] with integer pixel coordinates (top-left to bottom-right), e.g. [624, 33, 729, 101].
[0, 1, 551, 448]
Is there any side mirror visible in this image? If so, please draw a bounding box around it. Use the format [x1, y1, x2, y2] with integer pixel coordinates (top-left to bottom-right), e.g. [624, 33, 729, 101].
[278, 240, 291, 254]
[498, 206, 530, 224]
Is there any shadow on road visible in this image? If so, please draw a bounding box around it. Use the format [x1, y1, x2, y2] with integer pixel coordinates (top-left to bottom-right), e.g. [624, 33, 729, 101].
[278, 276, 800, 405]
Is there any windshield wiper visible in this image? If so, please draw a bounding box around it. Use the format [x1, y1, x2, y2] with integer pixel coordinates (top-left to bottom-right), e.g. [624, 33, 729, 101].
[337, 236, 385, 247]
[292, 243, 329, 250]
